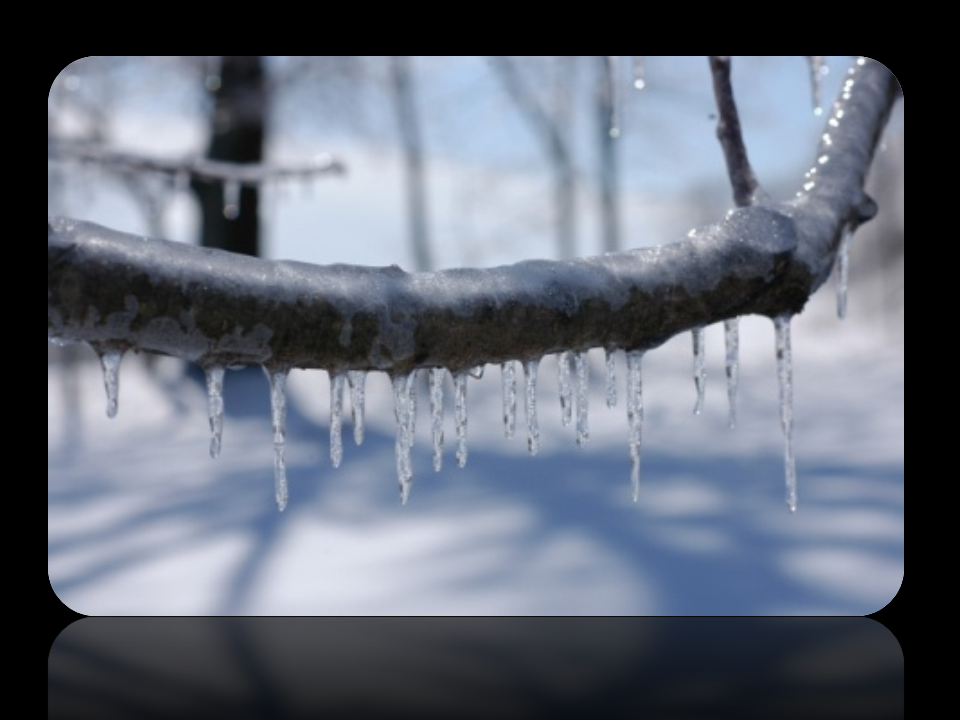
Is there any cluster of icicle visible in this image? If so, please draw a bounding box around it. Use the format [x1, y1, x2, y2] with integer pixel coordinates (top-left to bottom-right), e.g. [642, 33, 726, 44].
[82, 308, 841, 514]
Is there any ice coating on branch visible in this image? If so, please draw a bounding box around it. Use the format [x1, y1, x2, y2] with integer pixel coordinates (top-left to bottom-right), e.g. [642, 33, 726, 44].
[692, 327, 706, 415]
[330, 373, 345, 468]
[429, 368, 445, 471]
[558, 351, 573, 426]
[265, 368, 289, 512]
[626, 350, 645, 502]
[723, 318, 739, 429]
[347, 371, 366, 445]
[633, 56, 646, 90]
[575, 351, 589, 446]
[205, 365, 225, 458]
[837, 226, 853, 319]
[392, 372, 416, 504]
[222, 179, 240, 219]
[502, 361, 517, 439]
[97, 348, 123, 419]
[454, 371, 469, 468]
[774, 316, 797, 513]
[605, 348, 617, 408]
[524, 359, 540, 455]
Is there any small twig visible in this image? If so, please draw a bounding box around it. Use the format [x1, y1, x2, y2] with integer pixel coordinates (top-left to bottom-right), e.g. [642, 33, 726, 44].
[709, 56, 762, 207]
[47, 139, 345, 187]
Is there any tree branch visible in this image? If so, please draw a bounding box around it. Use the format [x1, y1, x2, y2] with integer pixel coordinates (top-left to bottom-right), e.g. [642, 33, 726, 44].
[709, 56, 762, 207]
[48, 139, 345, 186]
[48, 59, 899, 376]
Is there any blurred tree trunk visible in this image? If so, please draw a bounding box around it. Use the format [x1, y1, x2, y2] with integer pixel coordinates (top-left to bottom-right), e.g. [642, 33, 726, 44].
[192, 56, 265, 257]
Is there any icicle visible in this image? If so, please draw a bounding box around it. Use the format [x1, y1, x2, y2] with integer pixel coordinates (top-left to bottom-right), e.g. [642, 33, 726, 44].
[392, 372, 416, 504]
[558, 351, 573, 426]
[605, 348, 617, 408]
[469, 365, 484, 379]
[632, 56, 646, 90]
[575, 351, 589, 446]
[524, 359, 540, 455]
[626, 350, 645, 502]
[429, 368, 445, 472]
[330, 373, 345, 468]
[774, 316, 797, 513]
[222, 179, 240, 219]
[723, 318, 739, 429]
[807, 56, 826, 116]
[97, 348, 124, 419]
[265, 368, 289, 512]
[347, 370, 366, 445]
[501, 361, 517, 439]
[837, 225, 853, 319]
[692, 327, 706, 415]
[453, 371, 469, 468]
[606, 55, 620, 138]
[205, 365, 226, 458]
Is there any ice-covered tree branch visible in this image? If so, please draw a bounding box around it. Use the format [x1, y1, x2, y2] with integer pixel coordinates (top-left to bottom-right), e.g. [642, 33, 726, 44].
[48, 59, 899, 377]
[47, 138, 346, 186]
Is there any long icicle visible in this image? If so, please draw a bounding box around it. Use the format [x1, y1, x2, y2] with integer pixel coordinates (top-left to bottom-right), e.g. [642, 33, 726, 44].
[430, 368, 445, 471]
[575, 351, 589, 446]
[525, 359, 540, 455]
[330, 373, 345, 468]
[774, 315, 797, 513]
[626, 350, 645, 501]
[454, 370, 469, 468]
[723, 318, 739, 429]
[392, 372, 415, 504]
[205, 365, 226, 458]
[692, 327, 706, 415]
[265, 368, 289, 512]
[502, 361, 517, 439]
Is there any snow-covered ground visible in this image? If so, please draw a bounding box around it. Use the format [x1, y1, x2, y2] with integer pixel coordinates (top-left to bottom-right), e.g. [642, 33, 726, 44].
[48, 289, 903, 615]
